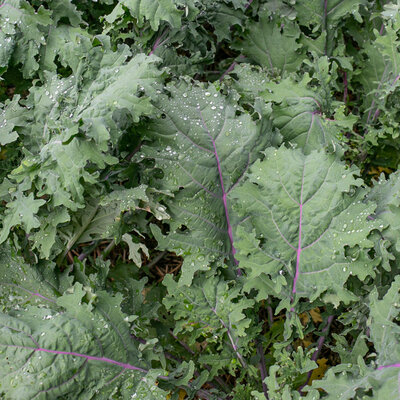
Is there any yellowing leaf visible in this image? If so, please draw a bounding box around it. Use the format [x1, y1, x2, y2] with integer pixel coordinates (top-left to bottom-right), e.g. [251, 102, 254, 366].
[310, 308, 323, 323]
[299, 312, 310, 326]
[309, 358, 329, 384]
[367, 166, 393, 177]
[166, 389, 187, 399]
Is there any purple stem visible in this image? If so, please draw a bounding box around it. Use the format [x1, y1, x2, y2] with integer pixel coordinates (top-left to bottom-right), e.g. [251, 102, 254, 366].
[125, 141, 142, 161]
[371, 74, 400, 123]
[323, 0, 328, 55]
[217, 0, 252, 81]
[78, 252, 87, 261]
[0, 0, 18, 12]
[343, 71, 348, 104]
[292, 165, 306, 297]
[366, 25, 399, 126]
[149, 31, 168, 56]
[219, 61, 237, 82]
[135, 334, 230, 393]
[196, 389, 211, 400]
[196, 389, 224, 400]
[219, 55, 246, 82]
[32, 292, 56, 302]
[77, 241, 96, 261]
[267, 299, 274, 327]
[8, 344, 219, 399]
[378, 363, 400, 370]
[6, 284, 57, 303]
[211, 307, 247, 368]
[198, 107, 239, 270]
[169, 330, 195, 355]
[256, 342, 269, 399]
[7, 345, 166, 377]
[131, 334, 146, 344]
[298, 315, 334, 392]
[293, 202, 303, 294]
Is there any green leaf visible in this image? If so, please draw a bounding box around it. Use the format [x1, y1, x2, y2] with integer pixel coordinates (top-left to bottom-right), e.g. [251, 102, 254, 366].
[106, 0, 183, 30]
[233, 68, 345, 152]
[367, 172, 400, 254]
[0, 96, 28, 146]
[0, 243, 68, 312]
[0, 0, 53, 77]
[368, 275, 400, 366]
[1, 45, 163, 248]
[240, 14, 303, 75]
[11, 137, 116, 211]
[163, 273, 256, 369]
[30, 207, 70, 259]
[310, 367, 371, 400]
[140, 81, 270, 283]
[294, 0, 366, 56]
[46, 0, 83, 26]
[38, 25, 91, 73]
[0, 190, 46, 243]
[57, 185, 170, 257]
[265, 347, 319, 400]
[357, 23, 400, 123]
[100, 185, 172, 222]
[79, 52, 163, 144]
[209, 3, 246, 42]
[0, 283, 168, 399]
[232, 147, 381, 305]
[122, 233, 149, 266]
[310, 277, 400, 398]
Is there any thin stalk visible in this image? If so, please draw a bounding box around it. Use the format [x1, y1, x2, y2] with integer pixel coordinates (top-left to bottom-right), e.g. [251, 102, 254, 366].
[149, 30, 168, 56]
[169, 330, 195, 355]
[256, 341, 269, 399]
[125, 141, 142, 162]
[169, 331, 231, 393]
[217, 315, 247, 367]
[323, 0, 328, 55]
[218, 0, 253, 81]
[101, 239, 116, 259]
[77, 240, 98, 261]
[219, 55, 245, 81]
[143, 251, 167, 270]
[343, 71, 348, 104]
[266, 298, 274, 328]
[130, 334, 226, 395]
[58, 204, 99, 265]
[378, 363, 400, 370]
[195, 388, 223, 400]
[298, 315, 334, 392]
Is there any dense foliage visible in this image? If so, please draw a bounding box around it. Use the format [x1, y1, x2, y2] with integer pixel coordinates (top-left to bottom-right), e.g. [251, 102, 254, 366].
[1, 0, 400, 398]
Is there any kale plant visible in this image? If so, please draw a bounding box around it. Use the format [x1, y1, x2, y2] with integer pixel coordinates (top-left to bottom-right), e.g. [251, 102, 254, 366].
[1, 0, 400, 399]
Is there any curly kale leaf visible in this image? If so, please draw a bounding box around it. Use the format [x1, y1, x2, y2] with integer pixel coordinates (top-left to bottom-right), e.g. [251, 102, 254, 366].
[232, 147, 381, 307]
[140, 81, 270, 284]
